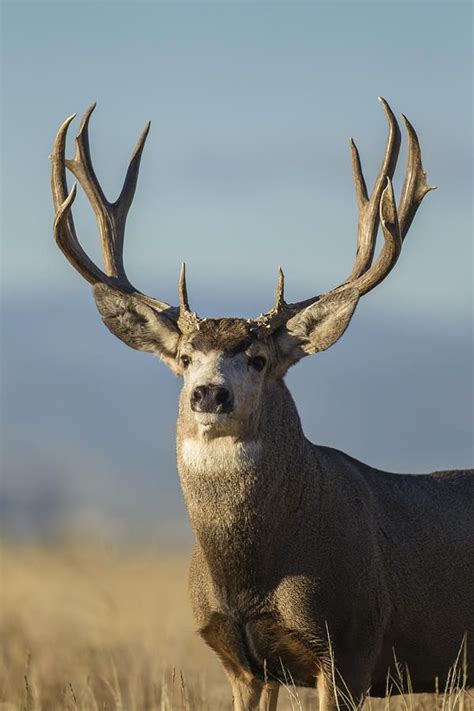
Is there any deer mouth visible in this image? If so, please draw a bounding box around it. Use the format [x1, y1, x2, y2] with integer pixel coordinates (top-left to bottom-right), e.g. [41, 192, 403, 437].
[194, 412, 232, 428]
[193, 411, 239, 436]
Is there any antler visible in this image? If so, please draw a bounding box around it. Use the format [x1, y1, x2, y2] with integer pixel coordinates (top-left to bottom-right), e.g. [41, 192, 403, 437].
[51, 104, 199, 331]
[53, 101, 434, 341]
[252, 98, 435, 336]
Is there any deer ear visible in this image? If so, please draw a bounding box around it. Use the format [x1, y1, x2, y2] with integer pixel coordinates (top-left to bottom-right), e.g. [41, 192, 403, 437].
[93, 284, 181, 373]
[273, 288, 360, 374]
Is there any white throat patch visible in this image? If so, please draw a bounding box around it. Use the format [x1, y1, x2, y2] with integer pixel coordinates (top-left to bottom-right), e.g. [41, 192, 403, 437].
[180, 437, 262, 475]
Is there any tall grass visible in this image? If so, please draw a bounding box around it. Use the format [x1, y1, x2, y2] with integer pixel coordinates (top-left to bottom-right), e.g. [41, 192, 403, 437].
[0, 545, 471, 710]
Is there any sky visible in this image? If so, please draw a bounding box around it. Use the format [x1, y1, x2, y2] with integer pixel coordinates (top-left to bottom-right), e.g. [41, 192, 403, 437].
[1, 1, 473, 541]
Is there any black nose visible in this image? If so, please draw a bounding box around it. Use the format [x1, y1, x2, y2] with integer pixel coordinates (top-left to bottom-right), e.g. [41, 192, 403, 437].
[191, 385, 233, 413]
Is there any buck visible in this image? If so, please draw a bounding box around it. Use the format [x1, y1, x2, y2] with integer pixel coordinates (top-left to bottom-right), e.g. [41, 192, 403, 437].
[51, 100, 473, 711]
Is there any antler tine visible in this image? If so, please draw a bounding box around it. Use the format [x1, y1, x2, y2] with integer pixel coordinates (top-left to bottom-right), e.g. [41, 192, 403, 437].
[266, 267, 286, 313]
[250, 268, 293, 335]
[346, 97, 401, 282]
[114, 121, 151, 222]
[65, 103, 128, 283]
[177, 263, 201, 333]
[51, 114, 111, 286]
[398, 114, 436, 240]
[178, 262, 190, 313]
[51, 113, 76, 213]
[346, 177, 402, 295]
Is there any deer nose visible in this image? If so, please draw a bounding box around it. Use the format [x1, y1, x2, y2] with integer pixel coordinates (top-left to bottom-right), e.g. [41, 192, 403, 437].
[191, 385, 233, 414]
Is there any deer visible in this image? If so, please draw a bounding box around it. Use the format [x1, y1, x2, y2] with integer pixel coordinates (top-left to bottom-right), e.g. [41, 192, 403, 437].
[51, 99, 473, 711]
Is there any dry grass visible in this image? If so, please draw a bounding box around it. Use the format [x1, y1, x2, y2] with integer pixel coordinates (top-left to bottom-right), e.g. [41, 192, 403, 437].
[0, 544, 471, 710]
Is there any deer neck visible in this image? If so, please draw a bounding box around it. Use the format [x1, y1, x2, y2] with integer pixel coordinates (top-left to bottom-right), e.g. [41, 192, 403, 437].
[176, 380, 308, 593]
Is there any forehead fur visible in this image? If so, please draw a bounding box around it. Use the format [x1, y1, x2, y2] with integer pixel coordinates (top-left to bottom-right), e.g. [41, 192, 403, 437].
[187, 318, 254, 354]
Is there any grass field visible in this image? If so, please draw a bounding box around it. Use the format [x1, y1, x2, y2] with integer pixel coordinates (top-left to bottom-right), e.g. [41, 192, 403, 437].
[0, 544, 471, 710]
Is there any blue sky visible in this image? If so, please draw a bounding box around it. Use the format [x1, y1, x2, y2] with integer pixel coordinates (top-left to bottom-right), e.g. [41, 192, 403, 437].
[2, 1, 472, 539]
[3, 1, 472, 315]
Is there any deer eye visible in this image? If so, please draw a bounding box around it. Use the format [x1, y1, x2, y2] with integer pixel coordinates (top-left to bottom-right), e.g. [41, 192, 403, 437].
[249, 355, 266, 372]
[180, 355, 191, 369]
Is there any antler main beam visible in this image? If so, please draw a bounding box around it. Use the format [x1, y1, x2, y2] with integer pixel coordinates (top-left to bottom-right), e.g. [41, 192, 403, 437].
[51, 104, 183, 318]
[254, 98, 435, 335]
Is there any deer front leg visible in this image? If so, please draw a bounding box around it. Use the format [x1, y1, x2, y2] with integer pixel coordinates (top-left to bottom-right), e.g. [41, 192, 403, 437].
[200, 612, 273, 710]
[259, 684, 280, 711]
[227, 676, 279, 711]
[317, 667, 369, 711]
[317, 672, 338, 711]
[227, 673, 263, 711]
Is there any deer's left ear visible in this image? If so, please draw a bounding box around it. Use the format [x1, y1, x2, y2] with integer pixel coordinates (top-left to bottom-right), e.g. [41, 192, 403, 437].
[272, 288, 360, 374]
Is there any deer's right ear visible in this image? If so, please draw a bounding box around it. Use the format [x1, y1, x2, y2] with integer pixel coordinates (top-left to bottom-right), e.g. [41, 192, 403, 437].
[93, 284, 182, 374]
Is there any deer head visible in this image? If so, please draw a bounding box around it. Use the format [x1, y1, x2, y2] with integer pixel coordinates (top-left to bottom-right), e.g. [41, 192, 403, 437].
[51, 100, 434, 438]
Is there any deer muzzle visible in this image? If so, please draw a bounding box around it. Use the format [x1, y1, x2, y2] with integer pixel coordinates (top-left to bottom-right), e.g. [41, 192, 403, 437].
[191, 385, 234, 414]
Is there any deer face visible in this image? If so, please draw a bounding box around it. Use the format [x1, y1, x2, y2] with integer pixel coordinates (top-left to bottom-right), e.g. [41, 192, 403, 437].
[177, 319, 272, 436]
[91, 285, 361, 438]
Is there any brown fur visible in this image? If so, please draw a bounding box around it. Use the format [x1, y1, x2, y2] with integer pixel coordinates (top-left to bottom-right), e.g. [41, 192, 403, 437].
[188, 319, 253, 354]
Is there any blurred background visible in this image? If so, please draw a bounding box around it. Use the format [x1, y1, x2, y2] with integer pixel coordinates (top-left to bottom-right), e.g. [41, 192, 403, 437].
[2, 1, 473, 545]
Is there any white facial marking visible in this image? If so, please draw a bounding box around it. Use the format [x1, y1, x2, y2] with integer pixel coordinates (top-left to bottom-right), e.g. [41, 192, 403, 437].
[180, 437, 262, 475]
